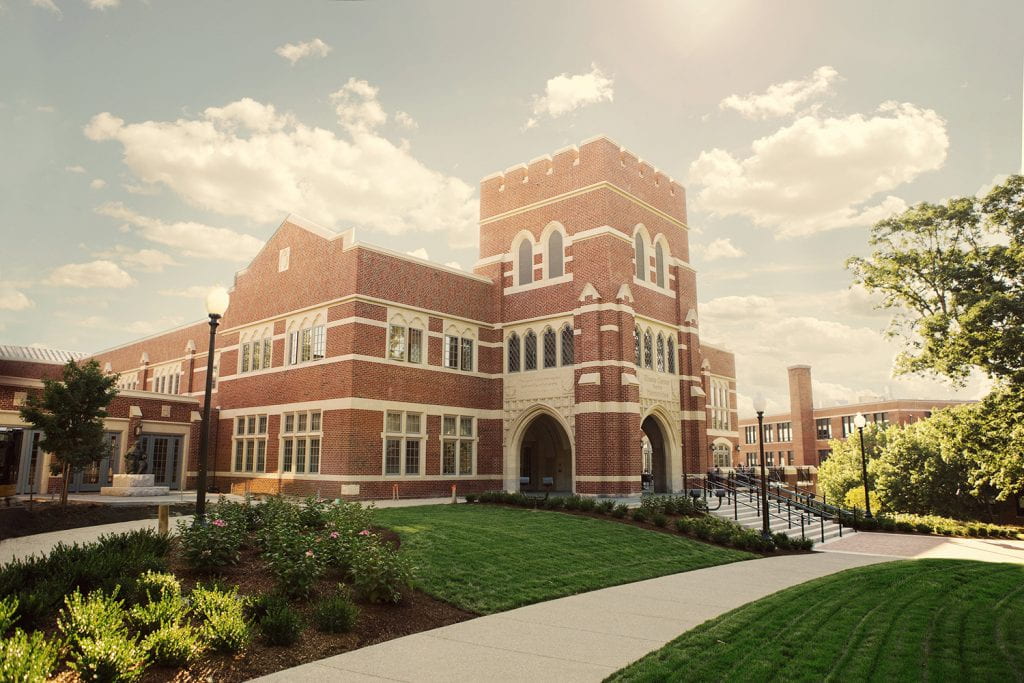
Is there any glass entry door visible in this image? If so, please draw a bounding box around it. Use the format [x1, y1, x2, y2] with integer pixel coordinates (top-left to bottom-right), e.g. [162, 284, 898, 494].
[70, 432, 121, 493]
[15, 430, 44, 495]
[137, 434, 182, 490]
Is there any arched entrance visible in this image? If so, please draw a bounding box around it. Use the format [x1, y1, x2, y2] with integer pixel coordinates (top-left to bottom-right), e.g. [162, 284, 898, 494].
[518, 413, 573, 493]
[641, 415, 670, 494]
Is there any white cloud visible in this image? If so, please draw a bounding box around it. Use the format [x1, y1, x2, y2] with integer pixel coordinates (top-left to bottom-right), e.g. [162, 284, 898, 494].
[30, 0, 61, 17]
[526, 63, 614, 128]
[122, 181, 160, 195]
[65, 165, 86, 173]
[720, 66, 839, 120]
[87, 0, 120, 9]
[701, 262, 831, 283]
[406, 248, 429, 260]
[85, 86, 478, 248]
[36, 104, 55, 113]
[77, 314, 185, 336]
[275, 38, 331, 65]
[159, 285, 214, 299]
[90, 178, 106, 189]
[688, 101, 946, 237]
[394, 110, 417, 130]
[92, 245, 179, 272]
[698, 237, 745, 262]
[0, 284, 33, 310]
[94, 202, 264, 262]
[45, 260, 136, 288]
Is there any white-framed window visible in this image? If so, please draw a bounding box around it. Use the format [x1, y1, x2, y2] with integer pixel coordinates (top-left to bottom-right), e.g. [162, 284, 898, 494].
[442, 415, 475, 475]
[117, 372, 139, 391]
[841, 415, 856, 437]
[388, 322, 423, 364]
[816, 418, 832, 440]
[710, 378, 730, 431]
[233, 413, 268, 473]
[763, 424, 775, 443]
[507, 332, 521, 372]
[287, 322, 326, 365]
[384, 411, 423, 476]
[777, 422, 793, 442]
[152, 364, 181, 395]
[240, 334, 272, 373]
[745, 425, 757, 444]
[444, 328, 474, 371]
[280, 410, 321, 474]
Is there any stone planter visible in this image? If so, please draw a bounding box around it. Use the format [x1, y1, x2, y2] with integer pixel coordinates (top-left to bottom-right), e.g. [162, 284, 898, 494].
[101, 473, 170, 497]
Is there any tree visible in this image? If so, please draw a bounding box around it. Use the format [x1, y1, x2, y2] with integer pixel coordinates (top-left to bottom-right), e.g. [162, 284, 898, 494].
[846, 175, 1024, 387]
[19, 360, 118, 506]
[816, 424, 889, 507]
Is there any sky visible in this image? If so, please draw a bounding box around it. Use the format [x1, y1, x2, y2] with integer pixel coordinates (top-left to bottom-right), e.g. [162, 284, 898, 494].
[1, 0, 1022, 416]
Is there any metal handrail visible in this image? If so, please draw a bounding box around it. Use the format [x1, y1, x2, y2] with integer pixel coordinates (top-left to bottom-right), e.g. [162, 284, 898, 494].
[728, 471, 853, 520]
[696, 477, 824, 541]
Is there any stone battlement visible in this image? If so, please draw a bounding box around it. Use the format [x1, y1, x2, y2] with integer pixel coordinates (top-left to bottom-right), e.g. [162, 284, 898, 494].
[479, 136, 686, 223]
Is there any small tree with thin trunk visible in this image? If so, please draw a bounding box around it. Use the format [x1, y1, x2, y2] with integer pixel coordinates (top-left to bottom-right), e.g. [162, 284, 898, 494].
[19, 359, 118, 506]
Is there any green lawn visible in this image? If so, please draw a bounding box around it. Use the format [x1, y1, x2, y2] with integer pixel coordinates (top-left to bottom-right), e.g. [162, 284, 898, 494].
[373, 504, 753, 614]
[607, 559, 1024, 682]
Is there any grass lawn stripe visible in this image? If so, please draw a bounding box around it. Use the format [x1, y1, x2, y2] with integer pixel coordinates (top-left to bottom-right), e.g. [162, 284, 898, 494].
[606, 559, 1024, 683]
[373, 504, 753, 614]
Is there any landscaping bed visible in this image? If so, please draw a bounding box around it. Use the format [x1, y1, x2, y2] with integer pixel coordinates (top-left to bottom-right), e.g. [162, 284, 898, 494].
[0, 497, 472, 682]
[838, 510, 1023, 539]
[605, 559, 1024, 682]
[0, 501, 195, 541]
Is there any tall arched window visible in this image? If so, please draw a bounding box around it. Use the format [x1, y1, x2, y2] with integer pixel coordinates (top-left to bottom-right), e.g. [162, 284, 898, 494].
[517, 240, 533, 285]
[634, 328, 641, 366]
[547, 231, 564, 278]
[656, 334, 666, 372]
[655, 242, 666, 287]
[634, 233, 646, 280]
[524, 330, 537, 370]
[667, 337, 676, 374]
[507, 332, 520, 372]
[643, 329, 653, 369]
[542, 327, 557, 368]
[560, 324, 574, 365]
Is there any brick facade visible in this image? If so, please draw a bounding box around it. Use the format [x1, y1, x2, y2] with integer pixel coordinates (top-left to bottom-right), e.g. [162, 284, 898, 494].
[8, 136, 739, 499]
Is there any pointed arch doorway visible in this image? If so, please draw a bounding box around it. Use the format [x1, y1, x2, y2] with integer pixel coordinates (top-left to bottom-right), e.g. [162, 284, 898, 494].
[641, 415, 671, 494]
[517, 413, 573, 493]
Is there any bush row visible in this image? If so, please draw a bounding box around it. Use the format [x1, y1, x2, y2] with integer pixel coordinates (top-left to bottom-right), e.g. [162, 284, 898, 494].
[837, 510, 1020, 538]
[465, 492, 813, 552]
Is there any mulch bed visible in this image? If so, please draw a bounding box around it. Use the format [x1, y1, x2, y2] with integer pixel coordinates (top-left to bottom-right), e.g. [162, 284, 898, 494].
[0, 501, 195, 541]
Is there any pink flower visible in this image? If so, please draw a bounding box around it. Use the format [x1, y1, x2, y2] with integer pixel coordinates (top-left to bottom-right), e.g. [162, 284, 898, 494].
[358, 530, 371, 536]
[211, 518, 226, 527]
[330, 531, 339, 539]
[305, 550, 314, 557]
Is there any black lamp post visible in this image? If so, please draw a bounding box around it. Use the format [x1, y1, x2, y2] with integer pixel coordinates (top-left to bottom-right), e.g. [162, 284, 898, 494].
[195, 287, 229, 520]
[853, 412, 872, 518]
[753, 393, 770, 538]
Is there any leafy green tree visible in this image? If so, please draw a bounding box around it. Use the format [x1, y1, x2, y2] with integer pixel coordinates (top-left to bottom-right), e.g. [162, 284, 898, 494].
[19, 360, 118, 506]
[846, 175, 1024, 387]
[957, 386, 1024, 503]
[816, 424, 888, 507]
[871, 406, 991, 518]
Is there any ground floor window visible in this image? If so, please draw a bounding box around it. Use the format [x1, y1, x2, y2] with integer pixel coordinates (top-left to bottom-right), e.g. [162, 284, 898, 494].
[384, 411, 424, 476]
[442, 415, 475, 475]
[233, 414, 267, 472]
[280, 409, 322, 474]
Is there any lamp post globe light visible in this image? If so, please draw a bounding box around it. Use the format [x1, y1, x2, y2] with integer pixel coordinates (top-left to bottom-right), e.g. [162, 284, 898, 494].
[752, 393, 770, 538]
[196, 287, 230, 520]
[853, 412, 872, 518]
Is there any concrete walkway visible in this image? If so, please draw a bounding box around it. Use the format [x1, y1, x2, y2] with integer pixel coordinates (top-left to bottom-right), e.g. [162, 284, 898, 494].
[0, 496, 458, 565]
[820, 530, 1024, 564]
[254, 552, 893, 683]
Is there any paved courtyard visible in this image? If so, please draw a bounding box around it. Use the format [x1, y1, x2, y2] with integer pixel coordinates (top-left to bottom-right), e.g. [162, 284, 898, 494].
[819, 530, 1024, 564]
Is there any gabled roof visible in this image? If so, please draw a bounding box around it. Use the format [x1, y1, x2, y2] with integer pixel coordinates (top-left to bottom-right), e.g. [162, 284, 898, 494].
[0, 344, 87, 365]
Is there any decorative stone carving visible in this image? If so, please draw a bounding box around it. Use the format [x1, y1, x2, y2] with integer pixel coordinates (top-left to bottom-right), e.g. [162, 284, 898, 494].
[101, 474, 169, 497]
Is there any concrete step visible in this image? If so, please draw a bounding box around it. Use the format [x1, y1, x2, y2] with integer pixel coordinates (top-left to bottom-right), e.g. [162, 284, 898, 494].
[708, 507, 855, 545]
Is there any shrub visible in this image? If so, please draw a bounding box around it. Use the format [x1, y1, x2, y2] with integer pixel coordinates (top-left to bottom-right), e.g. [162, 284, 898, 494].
[542, 496, 565, 510]
[262, 530, 326, 599]
[611, 503, 629, 518]
[313, 590, 360, 633]
[70, 632, 148, 683]
[651, 513, 668, 528]
[915, 522, 932, 534]
[211, 496, 259, 534]
[143, 623, 206, 666]
[895, 521, 915, 533]
[0, 629, 59, 682]
[675, 517, 694, 534]
[176, 517, 243, 573]
[464, 493, 478, 504]
[58, 588, 128, 647]
[191, 585, 250, 654]
[0, 595, 17, 634]
[134, 570, 181, 604]
[578, 497, 597, 512]
[300, 496, 332, 528]
[596, 500, 615, 515]
[631, 509, 648, 524]
[257, 595, 303, 646]
[129, 594, 188, 634]
[562, 495, 582, 511]
[350, 539, 414, 604]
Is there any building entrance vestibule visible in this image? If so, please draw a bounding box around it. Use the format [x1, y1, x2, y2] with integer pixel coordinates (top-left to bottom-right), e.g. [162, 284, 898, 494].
[518, 413, 573, 493]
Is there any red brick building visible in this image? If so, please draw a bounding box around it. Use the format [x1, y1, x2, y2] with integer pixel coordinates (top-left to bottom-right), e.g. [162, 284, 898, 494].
[737, 365, 969, 471]
[4, 136, 739, 499]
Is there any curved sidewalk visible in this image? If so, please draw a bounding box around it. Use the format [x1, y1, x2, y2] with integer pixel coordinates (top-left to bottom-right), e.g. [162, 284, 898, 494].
[254, 552, 893, 683]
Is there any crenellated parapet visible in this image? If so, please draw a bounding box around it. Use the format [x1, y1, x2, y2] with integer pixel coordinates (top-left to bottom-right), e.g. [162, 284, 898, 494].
[479, 136, 686, 223]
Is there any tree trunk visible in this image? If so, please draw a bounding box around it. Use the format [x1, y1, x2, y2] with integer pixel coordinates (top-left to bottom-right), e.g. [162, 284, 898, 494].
[60, 461, 70, 507]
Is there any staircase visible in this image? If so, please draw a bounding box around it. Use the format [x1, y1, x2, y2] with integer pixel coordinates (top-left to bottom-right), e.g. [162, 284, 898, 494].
[699, 476, 854, 545]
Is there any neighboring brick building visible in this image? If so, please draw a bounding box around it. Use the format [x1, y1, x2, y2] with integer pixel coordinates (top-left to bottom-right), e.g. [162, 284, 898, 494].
[737, 365, 969, 471]
[6, 136, 739, 499]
